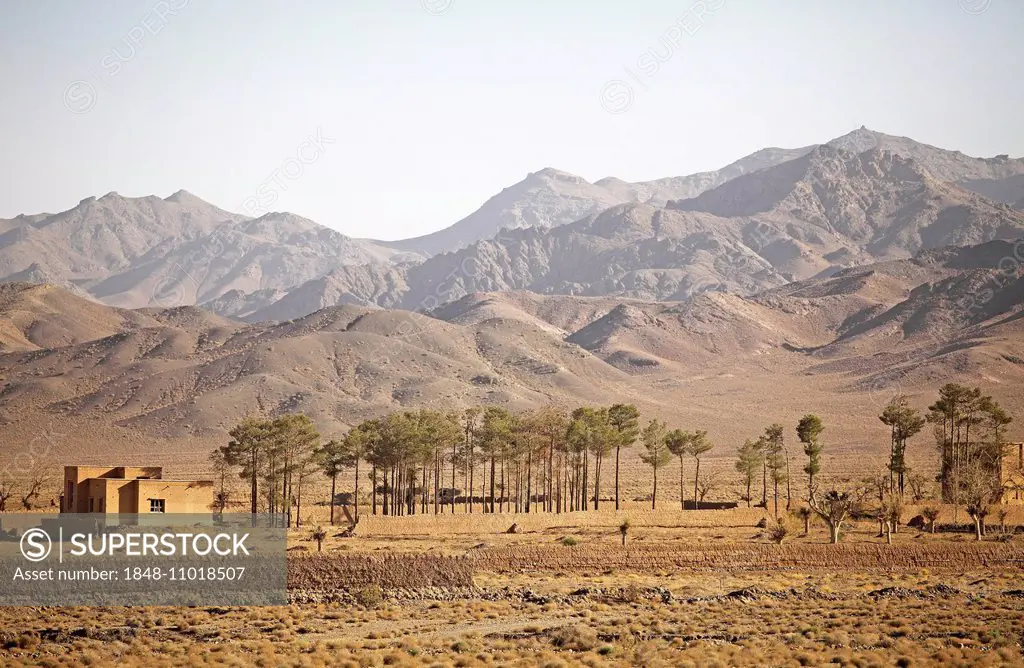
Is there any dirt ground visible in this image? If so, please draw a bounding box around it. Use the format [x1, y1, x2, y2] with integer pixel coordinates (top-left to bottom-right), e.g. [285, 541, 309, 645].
[1, 568, 1022, 666]
[1, 505, 1023, 667]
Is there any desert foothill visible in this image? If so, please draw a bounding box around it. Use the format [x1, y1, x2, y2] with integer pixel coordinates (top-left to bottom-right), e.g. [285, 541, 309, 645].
[3, 2, 1024, 666]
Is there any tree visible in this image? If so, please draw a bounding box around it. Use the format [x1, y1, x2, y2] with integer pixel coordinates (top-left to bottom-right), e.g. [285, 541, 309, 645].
[566, 407, 613, 511]
[315, 438, 352, 525]
[292, 453, 317, 527]
[906, 472, 932, 503]
[607, 404, 640, 511]
[531, 407, 568, 513]
[587, 408, 616, 511]
[0, 481, 13, 512]
[639, 419, 670, 510]
[794, 506, 812, 535]
[807, 489, 858, 544]
[921, 506, 940, 533]
[461, 407, 482, 514]
[223, 417, 273, 515]
[695, 470, 720, 504]
[270, 413, 321, 527]
[688, 431, 713, 510]
[20, 472, 47, 510]
[735, 439, 763, 508]
[796, 414, 824, 499]
[208, 447, 233, 514]
[762, 424, 787, 518]
[927, 385, 1011, 520]
[346, 425, 372, 522]
[415, 409, 461, 514]
[665, 429, 691, 510]
[962, 461, 999, 540]
[355, 419, 382, 516]
[479, 407, 513, 513]
[311, 526, 327, 553]
[879, 396, 925, 495]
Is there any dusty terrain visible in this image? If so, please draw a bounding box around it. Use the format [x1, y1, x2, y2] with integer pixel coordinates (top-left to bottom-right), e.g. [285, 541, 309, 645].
[2, 235, 1023, 480]
[2, 506, 1024, 667]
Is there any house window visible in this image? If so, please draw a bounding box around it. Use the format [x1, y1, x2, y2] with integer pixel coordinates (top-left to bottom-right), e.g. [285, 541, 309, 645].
[150, 499, 166, 513]
[88, 498, 94, 512]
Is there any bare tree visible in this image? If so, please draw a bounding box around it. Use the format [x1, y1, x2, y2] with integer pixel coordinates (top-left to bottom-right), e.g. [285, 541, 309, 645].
[962, 462, 999, 541]
[906, 473, 932, 503]
[0, 481, 14, 512]
[695, 470, 720, 504]
[807, 489, 859, 544]
[997, 506, 1010, 535]
[20, 471, 48, 510]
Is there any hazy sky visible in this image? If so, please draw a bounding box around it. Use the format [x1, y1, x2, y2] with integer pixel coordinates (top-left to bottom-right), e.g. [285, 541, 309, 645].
[1, 0, 1022, 240]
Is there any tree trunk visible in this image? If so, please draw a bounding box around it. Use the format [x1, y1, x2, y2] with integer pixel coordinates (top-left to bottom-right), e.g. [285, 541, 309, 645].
[973, 516, 982, 541]
[582, 451, 588, 512]
[679, 455, 685, 510]
[354, 459, 360, 524]
[615, 445, 621, 511]
[296, 473, 303, 528]
[761, 460, 767, 508]
[745, 478, 752, 508]
[250, 449, 259, 515]
[651, 465, 658, 511]
[829, 521, 841, 544]
[785, 452, 792, 512]
[489, 457, 496, 514]
[693, 458, 700, 511]
[329, 472, 337, 525]
[526, 449, 532, 514]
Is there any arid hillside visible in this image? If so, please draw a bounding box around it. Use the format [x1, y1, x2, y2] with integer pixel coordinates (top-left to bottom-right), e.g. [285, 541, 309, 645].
[1, 239, 1022, 477]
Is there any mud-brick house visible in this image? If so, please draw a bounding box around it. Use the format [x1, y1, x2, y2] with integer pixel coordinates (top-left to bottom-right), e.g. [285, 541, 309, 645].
[60, 466, 213, 514]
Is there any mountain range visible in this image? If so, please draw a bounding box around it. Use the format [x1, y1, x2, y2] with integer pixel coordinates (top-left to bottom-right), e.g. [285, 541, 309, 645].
[2, 237, 1022, 474]
[3, 127, 1024, 321]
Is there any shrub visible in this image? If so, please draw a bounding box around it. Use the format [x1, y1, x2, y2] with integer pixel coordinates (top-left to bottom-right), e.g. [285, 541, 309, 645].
[560, 536, 579, 547]
[354, 584, 384, 609]
[311, 526, 328, 552]
[768, 519, 790, 545]
[550, 624, 599, 652]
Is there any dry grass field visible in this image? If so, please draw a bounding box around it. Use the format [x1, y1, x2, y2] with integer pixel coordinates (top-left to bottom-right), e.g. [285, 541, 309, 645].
[2, 506, 1023, 666]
